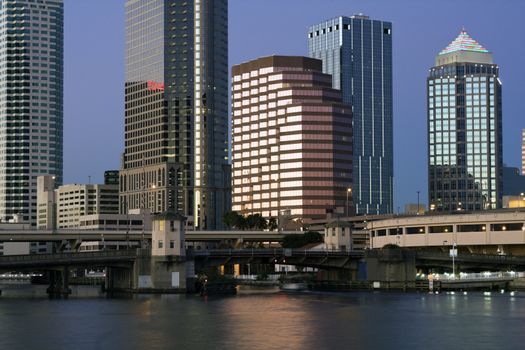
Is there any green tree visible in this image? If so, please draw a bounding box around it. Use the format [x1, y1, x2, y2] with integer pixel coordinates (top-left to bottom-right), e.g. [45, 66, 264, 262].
[268, 218, 278, 231]
[282, 231, 323, 248]
[222, 211, 246, 230]
[303, 231, 323, 244]
[245, 214, 267, 230]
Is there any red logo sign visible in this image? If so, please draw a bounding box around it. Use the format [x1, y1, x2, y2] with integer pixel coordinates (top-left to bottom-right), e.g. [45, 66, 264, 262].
[147, 81, 165, 91]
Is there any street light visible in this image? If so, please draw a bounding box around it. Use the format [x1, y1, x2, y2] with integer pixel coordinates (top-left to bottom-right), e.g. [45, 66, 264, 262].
[417, 190, 420, 215]
[450, 242, 457, 279]
[346, 187, 352, 217]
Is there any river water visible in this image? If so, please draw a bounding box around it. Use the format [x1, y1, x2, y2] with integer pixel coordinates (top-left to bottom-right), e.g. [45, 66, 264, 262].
[0, 285, 524, 350]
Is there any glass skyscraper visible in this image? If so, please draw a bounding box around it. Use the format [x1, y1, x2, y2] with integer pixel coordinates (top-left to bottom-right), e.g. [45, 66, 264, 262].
[0, 0, 64, 225]
[120, 0, 229, 229]
[308, 15, 393, 215]
[428, 30, 502, 212]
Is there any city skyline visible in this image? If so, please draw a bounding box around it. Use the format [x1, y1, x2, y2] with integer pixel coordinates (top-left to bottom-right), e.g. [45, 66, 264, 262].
[62, 0, 525, 212]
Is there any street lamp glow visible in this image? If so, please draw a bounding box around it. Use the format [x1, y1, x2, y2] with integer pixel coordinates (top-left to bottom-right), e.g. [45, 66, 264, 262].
[345, 187, 352, 217]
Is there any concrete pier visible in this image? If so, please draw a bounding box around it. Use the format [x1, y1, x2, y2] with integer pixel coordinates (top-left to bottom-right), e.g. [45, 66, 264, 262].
[46, 268, 71, 297]
[105, 212, 189, 293]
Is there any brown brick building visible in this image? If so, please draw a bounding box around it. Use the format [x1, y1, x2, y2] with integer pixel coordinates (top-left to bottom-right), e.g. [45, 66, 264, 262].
[231, 56, 353, 221]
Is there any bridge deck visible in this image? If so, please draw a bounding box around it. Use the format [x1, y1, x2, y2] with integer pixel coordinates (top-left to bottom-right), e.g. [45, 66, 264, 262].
[0, 230, 300, 242]
[0, 250, 137, 270]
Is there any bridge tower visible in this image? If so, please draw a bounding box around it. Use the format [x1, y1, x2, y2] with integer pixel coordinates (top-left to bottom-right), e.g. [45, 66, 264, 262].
[152, 212, 186, 257]
[144, 212, 188, 291]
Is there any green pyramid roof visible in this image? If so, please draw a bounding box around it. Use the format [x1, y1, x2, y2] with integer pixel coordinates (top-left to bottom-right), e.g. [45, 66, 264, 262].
[439, 30, 489, 56]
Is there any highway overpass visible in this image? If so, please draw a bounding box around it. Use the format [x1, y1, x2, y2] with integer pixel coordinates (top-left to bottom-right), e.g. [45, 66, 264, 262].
[0, 229, 302, 243]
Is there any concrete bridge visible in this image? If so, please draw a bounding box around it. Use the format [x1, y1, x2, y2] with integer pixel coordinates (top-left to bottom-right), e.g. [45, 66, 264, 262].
[2, 245, 525, 296]
[191, 248, 364, 270]
[0, 249, 365, 274]
[0, 250, 137, 270]
[0, 248, 365, 296]
[0, 229, 299, 244]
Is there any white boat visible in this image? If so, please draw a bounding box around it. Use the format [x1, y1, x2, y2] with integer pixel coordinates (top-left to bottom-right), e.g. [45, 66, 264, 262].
[279, 282, 307, 291]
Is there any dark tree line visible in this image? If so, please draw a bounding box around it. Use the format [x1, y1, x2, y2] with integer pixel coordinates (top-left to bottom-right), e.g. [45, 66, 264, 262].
[282, 231, 323, 249]
[222, 211, 278, 231]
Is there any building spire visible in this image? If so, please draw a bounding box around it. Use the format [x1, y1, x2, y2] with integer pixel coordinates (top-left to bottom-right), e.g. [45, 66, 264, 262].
[439, 29, 489, 56]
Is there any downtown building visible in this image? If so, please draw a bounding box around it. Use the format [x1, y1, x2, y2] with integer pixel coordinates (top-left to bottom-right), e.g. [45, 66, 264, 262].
[308, 15, 393, 215]
[37, 171, 119, 229]
[0, 0, 63, 225]
[120, 0, 230, 230]
[231, 56, 352, 221]
[428, 30, 502, 212]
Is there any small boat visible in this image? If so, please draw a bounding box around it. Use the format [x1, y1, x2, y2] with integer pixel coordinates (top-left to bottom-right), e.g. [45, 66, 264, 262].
[279, 282, 307, 292]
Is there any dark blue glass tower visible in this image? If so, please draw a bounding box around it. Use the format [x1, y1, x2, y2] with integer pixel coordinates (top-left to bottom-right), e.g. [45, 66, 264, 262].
[308, 15, 393, 215]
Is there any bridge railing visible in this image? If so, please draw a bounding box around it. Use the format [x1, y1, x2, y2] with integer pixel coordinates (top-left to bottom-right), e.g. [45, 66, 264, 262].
[189, 248, 364, 258]
[0, 249, 137, 263]
[416, 251, 525, 263]
[433, 271, 525, 281]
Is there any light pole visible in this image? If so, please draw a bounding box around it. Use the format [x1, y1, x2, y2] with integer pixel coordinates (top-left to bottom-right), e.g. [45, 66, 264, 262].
[451, 242, 457, 279]
[417, 190, 420, 215]
[346, 187, 352, 217]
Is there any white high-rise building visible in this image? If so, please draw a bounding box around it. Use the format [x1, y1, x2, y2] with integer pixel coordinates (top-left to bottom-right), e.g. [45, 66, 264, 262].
[0, 0, 64, 225]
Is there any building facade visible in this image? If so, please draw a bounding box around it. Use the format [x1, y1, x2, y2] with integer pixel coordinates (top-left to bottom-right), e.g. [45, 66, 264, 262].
[37, 174, 119, 229]
[0, 0, 64, 225]
[502, 166, 525, 196]
[231, 56, 352, 221]
[370, 210, 525, 255]
[120, 0, 230, 230]
[308, 15, 393, 215]
[428, 30, 503, 212]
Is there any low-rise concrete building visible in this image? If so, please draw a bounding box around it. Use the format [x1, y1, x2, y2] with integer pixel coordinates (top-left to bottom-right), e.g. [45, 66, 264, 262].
[37, 173, 119, 229]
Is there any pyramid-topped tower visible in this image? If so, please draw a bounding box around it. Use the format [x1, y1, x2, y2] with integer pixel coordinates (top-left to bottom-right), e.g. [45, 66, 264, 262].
[427, 28, 502, 212]
[436, 29, 493, 66]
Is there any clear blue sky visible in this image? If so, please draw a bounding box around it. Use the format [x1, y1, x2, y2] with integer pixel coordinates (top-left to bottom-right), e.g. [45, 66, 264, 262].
[64, 0, 525, 211]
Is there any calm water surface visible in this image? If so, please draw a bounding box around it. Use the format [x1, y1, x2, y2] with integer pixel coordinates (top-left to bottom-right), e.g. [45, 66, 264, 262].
[0, 285, 524, 350]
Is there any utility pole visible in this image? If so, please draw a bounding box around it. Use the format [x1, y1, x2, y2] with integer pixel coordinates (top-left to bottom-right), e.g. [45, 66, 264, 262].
[346, 187, 352, 217]
[417, 190, 420, 215]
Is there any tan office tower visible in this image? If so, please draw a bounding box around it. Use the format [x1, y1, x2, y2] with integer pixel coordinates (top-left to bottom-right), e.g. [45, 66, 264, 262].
[231, 56, 352, 222]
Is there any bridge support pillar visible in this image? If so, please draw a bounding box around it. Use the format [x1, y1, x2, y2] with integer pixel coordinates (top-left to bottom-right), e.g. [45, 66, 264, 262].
[46, 267, 71, 298]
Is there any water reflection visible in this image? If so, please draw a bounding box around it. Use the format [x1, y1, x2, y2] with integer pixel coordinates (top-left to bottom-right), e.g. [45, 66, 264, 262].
[1, 287, 525, 350]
